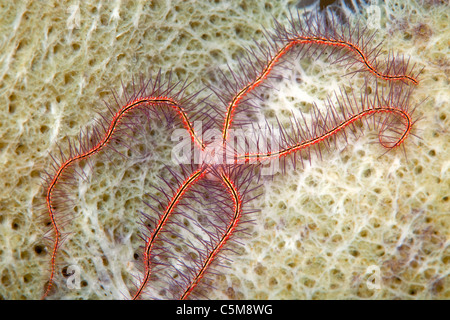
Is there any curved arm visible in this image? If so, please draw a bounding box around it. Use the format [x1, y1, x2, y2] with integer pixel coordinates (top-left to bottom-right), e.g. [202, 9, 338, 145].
[235, 107, 412, 162]
[132, 168, 205, 300]
[42, 96, 204, 299]
[180, 171, 242, 300]
[221, 35, 418, 144]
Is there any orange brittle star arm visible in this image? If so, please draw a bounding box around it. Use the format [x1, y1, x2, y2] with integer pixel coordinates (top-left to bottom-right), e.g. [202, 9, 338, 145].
[179, 172, 242, 300]
[132, 168, 205, 300]
[221, 36, 418, 143]
[42, 97, 204, 299]
[236, 107, 412, 162]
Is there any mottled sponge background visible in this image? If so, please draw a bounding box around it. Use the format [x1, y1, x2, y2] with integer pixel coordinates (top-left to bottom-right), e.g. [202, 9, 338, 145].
[0, 0, 448, 299]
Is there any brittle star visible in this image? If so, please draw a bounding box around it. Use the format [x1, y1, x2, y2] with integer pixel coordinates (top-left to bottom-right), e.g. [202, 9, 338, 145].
[41, 10, 420, 299]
